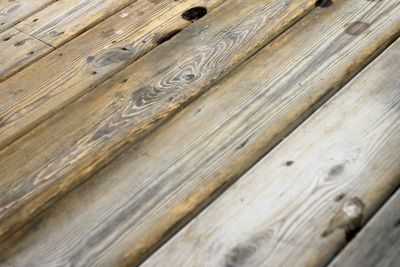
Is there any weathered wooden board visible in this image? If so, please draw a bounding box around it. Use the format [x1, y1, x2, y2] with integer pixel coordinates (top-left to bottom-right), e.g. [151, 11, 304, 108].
[1, 0, 400, 266]
[0, 27, 53, 81]
[0, 0, 55, 33]
[143, 37, 400, 267]
[0, 0, 318, 241]
[329, 189, 400, 267]
[0, 0, 228, 150]
[15, 0, 137, 47]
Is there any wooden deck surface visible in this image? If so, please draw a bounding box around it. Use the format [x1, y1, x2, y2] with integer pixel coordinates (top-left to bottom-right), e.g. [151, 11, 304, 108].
[0, 0, 399, 266]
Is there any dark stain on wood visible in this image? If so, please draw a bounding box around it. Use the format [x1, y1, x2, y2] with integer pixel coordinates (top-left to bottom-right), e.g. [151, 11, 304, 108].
[322, 197, 365, 242]
[345, 21, 370, 36]
[285, 160, 294, 166]
[315, 0, 333, 8]
[155, 29, 183, 45]
[328, 164, 345, 176]
[182, 7, 208, 22]
[334, 193, 347, 202]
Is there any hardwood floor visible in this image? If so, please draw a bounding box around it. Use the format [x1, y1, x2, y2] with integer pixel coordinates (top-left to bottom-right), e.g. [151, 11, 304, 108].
[0, 0, 399, 266]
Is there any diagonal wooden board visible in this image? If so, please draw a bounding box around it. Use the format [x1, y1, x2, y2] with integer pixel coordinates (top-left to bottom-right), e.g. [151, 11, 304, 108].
[0, 27, 53, 81]
[1, 0, 400, 266]
[0, 0, 318, 241]
[0, 0, 147, 82]
[0, 0, 56, 33]
[15, 0, 139, 47]
[0, 0, 228, 149]
[328, 188, 400, 267]
[143, 37, 400, 267]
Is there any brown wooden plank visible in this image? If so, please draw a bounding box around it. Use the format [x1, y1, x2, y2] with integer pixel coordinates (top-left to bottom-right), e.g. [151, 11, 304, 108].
[1, 0, 399, 266]
[0, 27, 53, 81]
[15, 0, 139, 47]
[0, 0, 56, 33]
[0, 0, 317, 247]
[143, 37, 400, 267]
[0, 0, 227, 149]
[329, 189, 400, 267]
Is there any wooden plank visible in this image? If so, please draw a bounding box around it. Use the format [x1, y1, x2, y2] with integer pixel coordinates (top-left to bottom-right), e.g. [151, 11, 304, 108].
[1, 0, 399, 265]
[0, 0, 56, 33]
[0, 27, 53, 81]
[329, 189, 400, 267]
[15, 0, 138, 47]
[0, 0, 319, 241]
[142, 38, 400, 267]
[0, 0, 140, 82]
[0, 0, 228, 149]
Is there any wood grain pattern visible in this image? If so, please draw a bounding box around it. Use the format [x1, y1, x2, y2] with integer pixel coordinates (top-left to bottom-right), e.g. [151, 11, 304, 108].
[143, 36, 400, 267]
[0, 0, 55, 33]
[0, 27, 53, 81]
[1, 0, 399, 266]
[15, 0, 138, 47]
[329, 189, 400, 267]
[0, 0, 227, 150]
[0, 0, 317, 241]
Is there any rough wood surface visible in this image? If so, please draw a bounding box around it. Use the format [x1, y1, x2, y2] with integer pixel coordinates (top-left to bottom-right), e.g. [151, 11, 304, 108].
[329, 189, 400, 267]
[1, 0, 399, 266]
[0, 27, 53, 81]
[143, 37, 400, 267]
[0, 0, 317, 242]
[0, 0, 227, 150]
[0, 0, 55, 33]
[15, 0, 138, 47]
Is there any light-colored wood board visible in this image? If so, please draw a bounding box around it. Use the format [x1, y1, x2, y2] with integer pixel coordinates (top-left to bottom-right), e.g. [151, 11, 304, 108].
[0, 0, 227, 150]
[2, 0, 400, 266]
[143, 37, 400, 267]
[15, 0, 137, 47]
[0, 27, 53, 81]
[0, 0, 56, 33]
[0, 0, 318, 241]
[329, 189, 400, 267]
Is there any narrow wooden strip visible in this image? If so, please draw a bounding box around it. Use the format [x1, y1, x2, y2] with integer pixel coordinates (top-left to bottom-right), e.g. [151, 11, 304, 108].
[329, 189, 400, 267]
[1, 0, 399, 266]
[0, 28, 53, 81]
[0, 0, 317, 241]
[15, 0, 138, 47]
[0, 0, 56, 33]
[0, 0, 228, 150]
[143, 38, 400, 267]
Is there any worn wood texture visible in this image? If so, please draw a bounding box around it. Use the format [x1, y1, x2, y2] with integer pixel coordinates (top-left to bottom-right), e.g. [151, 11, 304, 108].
[329, 189, 400, 267]
[0, 0, 227, 150]
[1, 0, 400, 266]
[143, 37, 400, 267]
[0, 27, 53, 81]
[15, 0, 138, 47]
[0, 0, 317, 241]
[0, 0, 55, 33]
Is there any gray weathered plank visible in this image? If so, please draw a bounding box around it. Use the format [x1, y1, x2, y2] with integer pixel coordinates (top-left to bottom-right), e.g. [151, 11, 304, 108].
[143, 37, 400, 267]
[15, 0, 138, 47]
[0, 0, 317, 242]
[0, 0, 55, 33]
[1, 0, 399, 266]
[0, 0, 227, 150]
[0, 27, 53, 81]
[329, 189, 400, 267]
